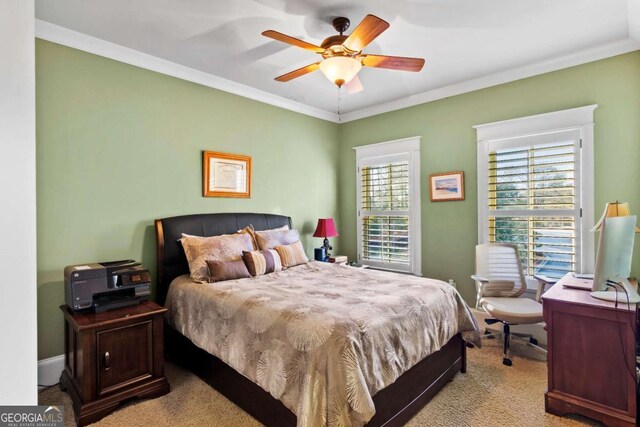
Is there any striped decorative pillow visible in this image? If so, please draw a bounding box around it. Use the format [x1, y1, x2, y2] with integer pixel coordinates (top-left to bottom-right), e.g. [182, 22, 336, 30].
[242, 250, 282, 276]
[274, 241, 309, 268]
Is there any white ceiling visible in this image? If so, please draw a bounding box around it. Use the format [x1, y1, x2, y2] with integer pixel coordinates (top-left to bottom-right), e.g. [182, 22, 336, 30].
[35, 0, 640, 121]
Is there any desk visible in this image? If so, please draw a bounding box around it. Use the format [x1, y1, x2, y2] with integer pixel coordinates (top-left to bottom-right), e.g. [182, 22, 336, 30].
[543, 273, 637, 426]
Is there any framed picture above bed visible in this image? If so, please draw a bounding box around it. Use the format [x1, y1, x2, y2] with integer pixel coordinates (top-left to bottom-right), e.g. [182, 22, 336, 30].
[429, 171, 464, 202]
[203, 151, 251, 198]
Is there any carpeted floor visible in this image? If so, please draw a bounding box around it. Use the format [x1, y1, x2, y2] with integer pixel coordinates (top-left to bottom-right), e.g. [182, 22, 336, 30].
[40, 338, 602, 426]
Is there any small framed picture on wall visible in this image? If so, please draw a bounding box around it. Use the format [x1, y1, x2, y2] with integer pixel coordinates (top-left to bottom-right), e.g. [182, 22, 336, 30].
[429, 171, 464, 202]
[203, 151, 251, 198]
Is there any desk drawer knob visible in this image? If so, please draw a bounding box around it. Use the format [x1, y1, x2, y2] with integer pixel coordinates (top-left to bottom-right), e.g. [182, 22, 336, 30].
[104, 352, 110, 371]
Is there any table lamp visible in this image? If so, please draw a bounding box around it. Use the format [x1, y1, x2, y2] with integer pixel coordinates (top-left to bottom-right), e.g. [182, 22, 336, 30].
[313, 218, 339, 260]
[592, 201, 640, 232]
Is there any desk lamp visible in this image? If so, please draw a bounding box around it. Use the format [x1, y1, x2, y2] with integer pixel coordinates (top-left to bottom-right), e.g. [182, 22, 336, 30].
[592, 201, 640, 232]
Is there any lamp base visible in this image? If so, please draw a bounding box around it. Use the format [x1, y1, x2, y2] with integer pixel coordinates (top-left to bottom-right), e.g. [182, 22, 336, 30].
[322, 237, 333, 261]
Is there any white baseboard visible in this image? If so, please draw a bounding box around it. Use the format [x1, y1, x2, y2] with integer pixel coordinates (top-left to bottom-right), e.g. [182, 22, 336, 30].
[38, 354, 64, 387]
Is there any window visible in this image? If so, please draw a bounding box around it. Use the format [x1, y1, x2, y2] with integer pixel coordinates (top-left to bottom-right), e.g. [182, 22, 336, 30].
[487, 131, 580, 278]
[476, 106, 596, 280]
[355, 137, 421, 275]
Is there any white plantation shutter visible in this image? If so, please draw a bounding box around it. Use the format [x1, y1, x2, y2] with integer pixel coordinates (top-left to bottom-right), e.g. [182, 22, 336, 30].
[477, 106, 596, 281]
[361, 161, 410, 265]
[482, 129, 586, 279]
[355, 137, 421, 274]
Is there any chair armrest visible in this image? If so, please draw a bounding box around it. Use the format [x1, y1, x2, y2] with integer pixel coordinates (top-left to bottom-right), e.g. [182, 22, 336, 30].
[533, 275, 557, 302]
[471, 275, 489, 309]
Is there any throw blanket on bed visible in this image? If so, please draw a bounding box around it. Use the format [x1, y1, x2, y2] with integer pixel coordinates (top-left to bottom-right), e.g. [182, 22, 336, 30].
[166, 261, 479, 427]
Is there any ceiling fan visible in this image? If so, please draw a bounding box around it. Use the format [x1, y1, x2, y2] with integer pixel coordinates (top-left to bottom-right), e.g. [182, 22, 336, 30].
[262, 14, 425, 91]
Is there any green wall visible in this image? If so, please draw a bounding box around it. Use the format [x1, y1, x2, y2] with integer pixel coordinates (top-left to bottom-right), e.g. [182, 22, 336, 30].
[36, 38, 640, 359]
[338, 51, 640, 304]
[36, 40, 339, 359]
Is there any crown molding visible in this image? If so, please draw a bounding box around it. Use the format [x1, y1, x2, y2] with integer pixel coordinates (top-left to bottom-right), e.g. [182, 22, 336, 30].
[34, 20, 340, 123]
[35, 19, 639, 125]
[339, 38, 640, 123]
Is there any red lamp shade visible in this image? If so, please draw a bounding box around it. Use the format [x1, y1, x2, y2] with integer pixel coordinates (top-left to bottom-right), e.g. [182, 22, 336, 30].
[313, 218, 339, 238]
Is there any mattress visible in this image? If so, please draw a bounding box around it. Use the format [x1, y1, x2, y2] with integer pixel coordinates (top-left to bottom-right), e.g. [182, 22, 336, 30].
[165, 261, 479, 427]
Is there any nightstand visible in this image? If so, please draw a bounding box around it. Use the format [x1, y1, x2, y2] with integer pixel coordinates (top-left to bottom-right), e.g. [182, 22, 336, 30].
[60, 301, 170, 426]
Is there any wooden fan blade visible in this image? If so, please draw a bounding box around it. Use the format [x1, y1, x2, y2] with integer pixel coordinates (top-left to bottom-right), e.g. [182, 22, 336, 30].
[262, 30, 324, 53]
[343, 15, 390, 52]
[275, 62, 321, 82]
[362, 55, 425, 72]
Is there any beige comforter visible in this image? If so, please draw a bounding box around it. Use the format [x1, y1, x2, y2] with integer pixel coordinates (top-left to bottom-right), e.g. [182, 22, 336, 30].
[166, 261, 479, 427]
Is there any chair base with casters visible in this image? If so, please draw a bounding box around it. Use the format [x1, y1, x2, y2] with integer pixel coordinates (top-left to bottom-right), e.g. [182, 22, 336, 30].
[479, 295, 549, 366]
[482, 318, 547, 366]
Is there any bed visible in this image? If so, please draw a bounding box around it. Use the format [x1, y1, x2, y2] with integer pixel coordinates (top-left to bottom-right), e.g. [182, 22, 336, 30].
[155, 212, 478, 427]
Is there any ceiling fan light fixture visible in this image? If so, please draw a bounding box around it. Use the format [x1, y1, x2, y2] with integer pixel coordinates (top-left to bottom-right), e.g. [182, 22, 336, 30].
[319, 56, 362, 87]
[264, 14, 422, 88]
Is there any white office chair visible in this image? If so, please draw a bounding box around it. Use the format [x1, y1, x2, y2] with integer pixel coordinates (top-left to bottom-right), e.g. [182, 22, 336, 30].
[472, 243, 553, 366]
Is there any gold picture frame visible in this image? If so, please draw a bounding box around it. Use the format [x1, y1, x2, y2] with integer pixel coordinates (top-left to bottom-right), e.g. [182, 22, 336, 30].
[202, 151, 251, 198]
[429, 171, 464, 202]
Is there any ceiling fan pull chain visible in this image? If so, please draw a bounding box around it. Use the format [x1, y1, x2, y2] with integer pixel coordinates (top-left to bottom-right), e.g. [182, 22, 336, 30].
[337, 87, 342, 122]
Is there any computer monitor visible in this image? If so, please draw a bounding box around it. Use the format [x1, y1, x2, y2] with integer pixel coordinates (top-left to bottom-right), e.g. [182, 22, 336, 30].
[591, 215, 639, 303]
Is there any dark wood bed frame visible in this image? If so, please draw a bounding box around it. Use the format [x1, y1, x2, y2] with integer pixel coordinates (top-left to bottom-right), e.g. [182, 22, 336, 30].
[155, 213, 467, 427]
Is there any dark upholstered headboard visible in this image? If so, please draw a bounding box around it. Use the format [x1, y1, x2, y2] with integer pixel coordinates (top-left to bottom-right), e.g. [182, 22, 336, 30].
[154, 213, 292, 305]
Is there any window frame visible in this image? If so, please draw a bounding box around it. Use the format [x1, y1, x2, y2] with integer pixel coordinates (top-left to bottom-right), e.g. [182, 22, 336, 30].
[475, 105, 596, 278]
[354, 136, 422, 275]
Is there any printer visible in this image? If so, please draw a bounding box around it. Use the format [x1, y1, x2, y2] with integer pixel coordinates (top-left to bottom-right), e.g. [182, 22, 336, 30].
[64, 259, 151, 312]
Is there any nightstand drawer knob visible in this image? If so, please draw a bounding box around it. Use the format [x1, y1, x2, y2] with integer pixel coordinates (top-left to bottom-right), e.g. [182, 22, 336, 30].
[104, 351, 110, 371]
